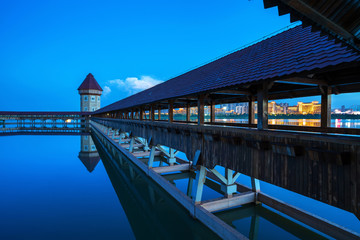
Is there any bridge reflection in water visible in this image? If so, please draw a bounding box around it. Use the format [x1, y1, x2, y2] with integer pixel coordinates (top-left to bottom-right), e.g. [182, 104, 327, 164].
[90, 132, 328, 240]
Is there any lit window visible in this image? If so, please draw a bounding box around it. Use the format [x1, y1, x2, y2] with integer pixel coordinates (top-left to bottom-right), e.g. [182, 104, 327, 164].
[84, 135, 88, 140]
[84, 145, 88, 151]
[97, 96, 100, 101]
[91, 145, 96, 151]
[84, 96, 88, 101]
[92, 107, 95, 111]
[91, 96, 95, 101]
[84, 107, 88, 111]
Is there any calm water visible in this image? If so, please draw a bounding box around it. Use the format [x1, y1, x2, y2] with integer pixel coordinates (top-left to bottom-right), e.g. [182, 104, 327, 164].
[0, 133, 359, 239]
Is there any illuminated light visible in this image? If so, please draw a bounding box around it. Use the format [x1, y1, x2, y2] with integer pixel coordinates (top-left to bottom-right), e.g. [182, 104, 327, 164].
[65, 119, 72, 123]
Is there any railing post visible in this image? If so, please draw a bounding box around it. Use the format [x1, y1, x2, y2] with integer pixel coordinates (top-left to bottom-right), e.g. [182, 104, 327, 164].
[186, 103, 190, 122]
[139, 107, 144, 121]
[210, 100, 215, 123]
[158, 107, 161, 121]
[198, 95, 205, 125]
[257, 82, 268, 130]
[151, 105, 155, 122]
[248, 95, 255, 125]
[168, 100, 174, 123]
[321, 86, 331, 128]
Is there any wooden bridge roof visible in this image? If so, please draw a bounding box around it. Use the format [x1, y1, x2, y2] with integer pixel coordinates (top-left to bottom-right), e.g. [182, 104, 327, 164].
[96, 26, 360, 114]
[263, 0, 360, 51]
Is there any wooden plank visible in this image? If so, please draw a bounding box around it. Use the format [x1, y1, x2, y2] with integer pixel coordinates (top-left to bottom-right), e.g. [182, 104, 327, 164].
[201, 192, 255, 212]
[132, 150, 161, 157]
[121, 143, 143, 148]
[153, 163, 190, 174]
[258, 192, 360, 240]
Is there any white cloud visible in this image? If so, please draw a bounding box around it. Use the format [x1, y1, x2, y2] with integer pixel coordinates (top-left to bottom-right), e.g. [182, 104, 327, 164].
[103, 86, 111, 96]
[108, 76, 162, 95]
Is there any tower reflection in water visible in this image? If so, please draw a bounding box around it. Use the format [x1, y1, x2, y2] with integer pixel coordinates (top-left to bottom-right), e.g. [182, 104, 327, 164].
[78, 134, 101, 172]
[88, 132, 328, 240]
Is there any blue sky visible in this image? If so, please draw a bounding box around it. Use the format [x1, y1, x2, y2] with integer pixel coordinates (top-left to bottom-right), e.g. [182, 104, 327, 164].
[0, 0, 357, 111]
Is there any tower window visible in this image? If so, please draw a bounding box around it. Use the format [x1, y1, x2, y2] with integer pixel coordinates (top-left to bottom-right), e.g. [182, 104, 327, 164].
[92, 107, 95, 111]
[97, 96, 100, 101]
[91, 96, 95, 101]
[91, 145, 96, 151]
[84, 107, 88, 111]
[84, 145, 88, 151]
[84, 96, 88, 101]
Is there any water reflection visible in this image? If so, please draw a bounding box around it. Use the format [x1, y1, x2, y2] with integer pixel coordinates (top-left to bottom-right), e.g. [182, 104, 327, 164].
[215, 118, 360, 128]
[91, 132, 220, 240]
[215, 204, 327, 240]
[78, 134, 100, 172]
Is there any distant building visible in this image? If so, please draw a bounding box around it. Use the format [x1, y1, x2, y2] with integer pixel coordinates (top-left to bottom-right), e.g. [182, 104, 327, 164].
[78, 73, 103, 112]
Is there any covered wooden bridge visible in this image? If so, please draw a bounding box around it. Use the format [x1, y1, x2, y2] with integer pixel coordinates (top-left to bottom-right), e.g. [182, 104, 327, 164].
[90, 25, 360, 239]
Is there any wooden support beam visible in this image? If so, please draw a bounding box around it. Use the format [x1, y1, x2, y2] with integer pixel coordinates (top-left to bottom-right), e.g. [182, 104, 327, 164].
[133, 150, 161, 158]
[150, 105, 155, 122]
[257, 82, 269, 130]
[321, 86, 331, 128]
[158, 107, 161, 120]
[275, 77, 328, 86]
[139, 107, 144, 120]
[210, 101, 215, 123]
[198, 95, 205, 125]
[153, 163, 190, 174]
[200, 192, 255, 212]
[186, 103, 190, 122]
[168, 100, 174, 123]
[122, 143, 143, 149]
[248, 95, 255, 124]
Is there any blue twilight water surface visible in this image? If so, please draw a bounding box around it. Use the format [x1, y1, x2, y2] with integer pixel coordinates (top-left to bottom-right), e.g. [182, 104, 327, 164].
[0, 135, 135, 240]
[0, 134, 359, 239]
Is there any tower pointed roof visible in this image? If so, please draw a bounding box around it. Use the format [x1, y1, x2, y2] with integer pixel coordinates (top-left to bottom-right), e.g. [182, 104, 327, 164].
[78, 73, 103, 91]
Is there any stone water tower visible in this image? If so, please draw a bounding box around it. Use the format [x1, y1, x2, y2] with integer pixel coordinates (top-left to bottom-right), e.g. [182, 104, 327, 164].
[78, 73, 102, 172]
[78, 73, 103, 112]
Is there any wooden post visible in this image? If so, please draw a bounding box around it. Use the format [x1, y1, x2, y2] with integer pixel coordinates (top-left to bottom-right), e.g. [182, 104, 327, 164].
[168, 100, 174, 123]
[151, 105, 155, 122]
[198, 95, 205, 125]
[139, 107, 143, 120]
[186, 103, 190, 122]
[158, 107, 161, 121]
[257, 82, 268, 130]
[321, 86, 331, 128]
[248, 95, 255, 124]
[210, 100, 215, 123]
[131, 109, 134, 120]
